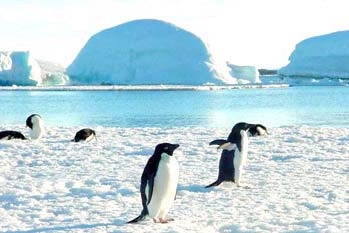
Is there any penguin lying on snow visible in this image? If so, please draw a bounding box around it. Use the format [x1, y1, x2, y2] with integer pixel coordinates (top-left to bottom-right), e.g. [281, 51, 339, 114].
[128, 143, 180, 224]
[26, 114, 44, 139]
[72, 128, 96, 142]
[0, 130, 27, 140]
[206, 122, 267, 188]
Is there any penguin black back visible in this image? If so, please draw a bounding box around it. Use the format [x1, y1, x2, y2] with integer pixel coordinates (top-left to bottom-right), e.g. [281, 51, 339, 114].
[205, 149, 235, 188]
[0, 130, 27, 140]
[72, 128, 96, 142]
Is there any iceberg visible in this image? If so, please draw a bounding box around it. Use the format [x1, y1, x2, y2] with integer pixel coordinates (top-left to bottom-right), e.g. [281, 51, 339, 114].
[227, 62, 261, 84]
[38, 60, 69, 86]
[0, 51, 40, 86]
[0, 52, 12, 71]
[67, 19, 236, 85]
[0, 51, 69, 86]
[278, 31, 349, 85]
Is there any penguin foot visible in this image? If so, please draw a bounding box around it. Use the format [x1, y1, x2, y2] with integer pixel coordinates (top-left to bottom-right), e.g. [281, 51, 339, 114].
[153, 218, 174, 223]
[237, 184, 250, 189]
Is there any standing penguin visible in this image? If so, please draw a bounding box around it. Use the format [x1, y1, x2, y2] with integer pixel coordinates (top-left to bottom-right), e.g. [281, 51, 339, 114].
[206, 122, 267, 188]
[128, 143, 180, 224]
[26, 114, 44, 140]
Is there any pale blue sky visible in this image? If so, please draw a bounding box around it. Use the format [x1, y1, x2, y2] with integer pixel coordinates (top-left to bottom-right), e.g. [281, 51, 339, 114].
[1, 0, 348, 68]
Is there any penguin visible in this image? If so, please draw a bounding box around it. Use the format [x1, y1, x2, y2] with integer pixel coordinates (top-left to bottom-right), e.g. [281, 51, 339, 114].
[26, 114, 44, 139]
[0, 130, 27, 140]
[128, 143, 180, 224]
[205, 122, 267, 188]
[72, 128, 96, 142]
[248, 124, 268, 136]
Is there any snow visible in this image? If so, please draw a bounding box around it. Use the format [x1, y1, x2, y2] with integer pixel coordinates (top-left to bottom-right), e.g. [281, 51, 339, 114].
[67, 19, 237, 85]
[279, 31, 349, 83]
[1, 125, 348, 232]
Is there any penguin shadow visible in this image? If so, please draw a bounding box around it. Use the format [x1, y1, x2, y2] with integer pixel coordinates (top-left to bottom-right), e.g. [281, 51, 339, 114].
[177, 183, 251, 193]
[3, 220, 125, 233]
[177, 184, 213, 193]
[219, 224, 241, 233]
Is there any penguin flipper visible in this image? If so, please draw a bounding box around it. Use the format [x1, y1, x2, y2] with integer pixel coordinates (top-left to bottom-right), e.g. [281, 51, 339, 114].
[128, 175, 152, 224]
[209, 139, 228, 146]
[129, 153, 159, 224]
[205, 179, 223, 188]
[141, 173, 154, 209]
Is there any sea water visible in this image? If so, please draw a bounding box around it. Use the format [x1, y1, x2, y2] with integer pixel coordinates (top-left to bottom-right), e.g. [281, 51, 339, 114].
[0, 86, 348, 128]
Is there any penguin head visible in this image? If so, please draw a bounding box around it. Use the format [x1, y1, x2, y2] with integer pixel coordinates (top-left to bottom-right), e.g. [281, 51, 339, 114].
[248, 124, 268, 136]
[26, 114, 42, 129]
[154, 143, 180, 156]
[228, 122, 267, 139]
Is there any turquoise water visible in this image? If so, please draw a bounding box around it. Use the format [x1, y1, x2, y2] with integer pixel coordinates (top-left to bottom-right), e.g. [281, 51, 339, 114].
[1, 86, 348, 127]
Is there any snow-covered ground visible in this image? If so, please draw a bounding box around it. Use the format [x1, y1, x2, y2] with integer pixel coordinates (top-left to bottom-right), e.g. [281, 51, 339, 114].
[1, 125, 348, 232]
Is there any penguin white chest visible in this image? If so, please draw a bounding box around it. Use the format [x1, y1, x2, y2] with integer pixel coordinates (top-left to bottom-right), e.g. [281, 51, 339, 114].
[148, 154, 179, 219]
[234, 131, 248, 167]
[29, 116, 44, 139]
[84, 133, 95, 142]
[233, 130, 249, 186]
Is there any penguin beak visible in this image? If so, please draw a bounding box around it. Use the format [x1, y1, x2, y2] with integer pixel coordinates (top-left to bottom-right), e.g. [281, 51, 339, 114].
[168, 144, 180, 155]
[171, 144, 180, 151]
